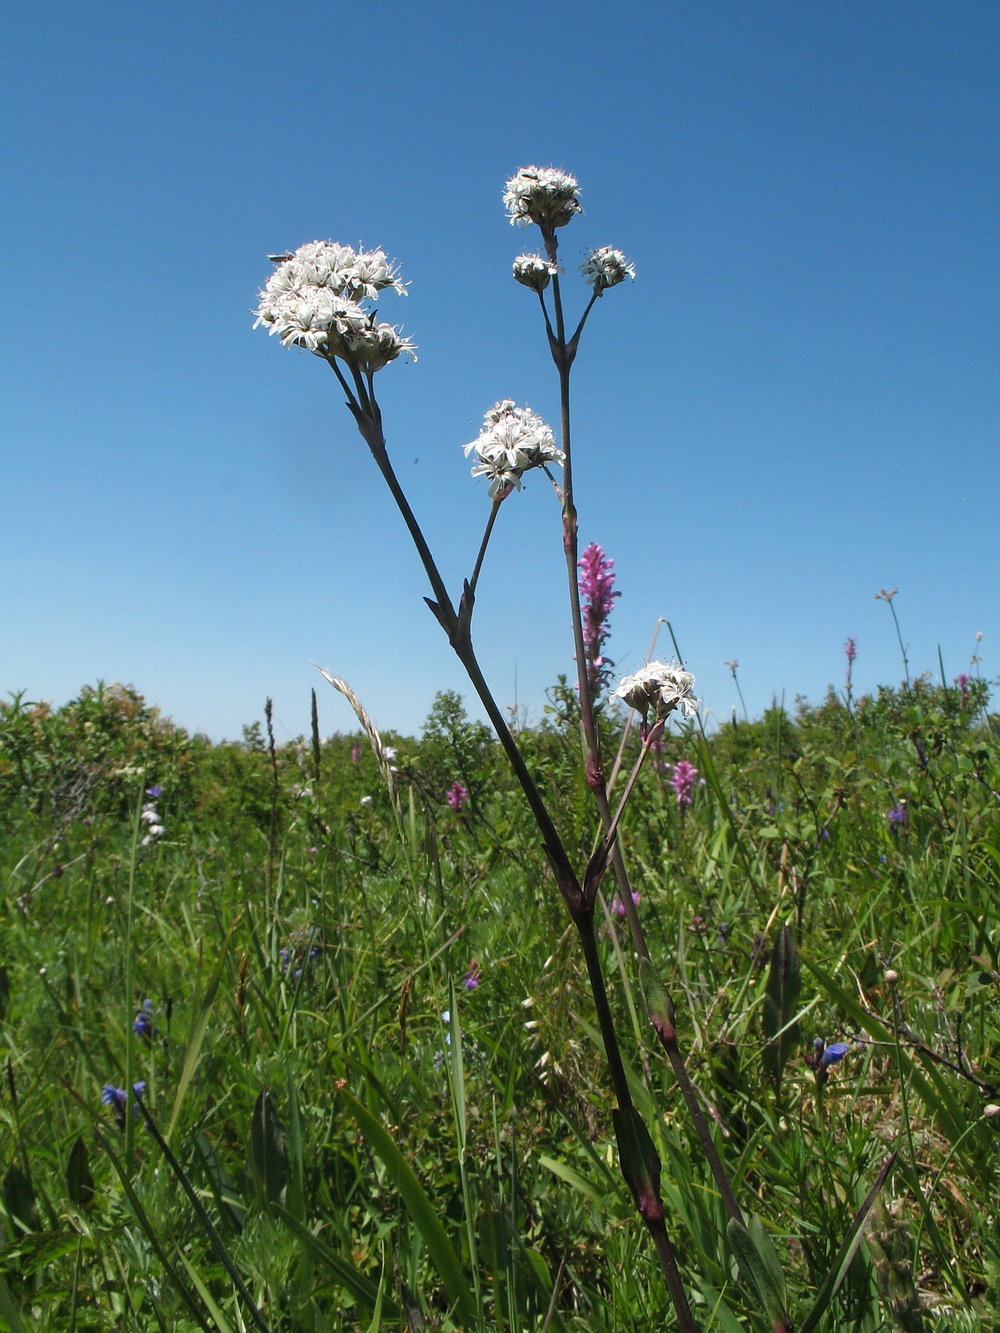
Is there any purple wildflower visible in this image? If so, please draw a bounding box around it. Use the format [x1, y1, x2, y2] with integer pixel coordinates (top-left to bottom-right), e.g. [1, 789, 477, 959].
[145, 784, 163, 798]
[351, 742, 360, 764]
[462, 960, 481, 990]
[670, 760, 698, 809]
[844, 638, 857, 666]
[446, 781, 469, 812]
[577, 543, 619, 696]
[888, 804, 908, 832]
[609, 890, 641, 918]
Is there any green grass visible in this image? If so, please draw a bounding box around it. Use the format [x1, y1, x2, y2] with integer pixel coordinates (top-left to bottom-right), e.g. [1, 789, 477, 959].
[0, 674, 998, 1330]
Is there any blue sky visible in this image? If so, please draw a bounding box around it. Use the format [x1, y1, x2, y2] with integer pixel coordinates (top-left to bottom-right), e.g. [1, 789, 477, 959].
[2, 2, 997, 742]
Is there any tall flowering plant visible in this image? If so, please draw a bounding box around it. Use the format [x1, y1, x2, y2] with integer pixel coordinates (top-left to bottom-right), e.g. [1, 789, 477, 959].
[252, 169, 870, 1331]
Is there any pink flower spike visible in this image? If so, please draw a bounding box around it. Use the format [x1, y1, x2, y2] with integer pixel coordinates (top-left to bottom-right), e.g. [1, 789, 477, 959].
[578, 543, 619, 696]
[670, 760, 698, 809]
[446, 780, 469, 812]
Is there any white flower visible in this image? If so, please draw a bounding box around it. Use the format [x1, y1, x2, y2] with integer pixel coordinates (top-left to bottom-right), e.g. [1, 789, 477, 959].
[512, 253, 560, 292]
[503, 166, 582, 230]
[464, 401, 563, 497]
[580, 246, 635, 293]
[342, 321, 417, 371]
[614, 661, 699, 721]
[253, 241, 409, 367]
[261, 241, 406, 301]
[256, 286, 369, 353]
[140, 805, 160, 824]
[348, 247, 407, 300]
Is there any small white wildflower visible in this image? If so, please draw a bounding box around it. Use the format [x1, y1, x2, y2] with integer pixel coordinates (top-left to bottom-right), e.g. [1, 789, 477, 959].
[512, 253, 560, 292]
[256, 286, 369, 353]
[342, 321, 417, 371]
[504, 166, 582, 231]
[614, 661, 699, 721]
[140, 806, 160, 825]
[348, 247, 407, 300]
[580, 246, 636, 293]
[464, 401, 563, 497]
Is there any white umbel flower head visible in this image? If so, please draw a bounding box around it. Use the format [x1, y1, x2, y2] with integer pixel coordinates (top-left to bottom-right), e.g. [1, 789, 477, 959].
[512, 253, 560, 292]
[464, 400, 564, 497]
[580, 246, 636, 293]
[614, 661, 699, 721]
[254, 240, 412, 366]
[504, 167, 582, 231]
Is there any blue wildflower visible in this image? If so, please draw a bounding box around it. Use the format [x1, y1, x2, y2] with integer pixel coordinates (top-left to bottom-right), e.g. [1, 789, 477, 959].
[820, 1042, 851, 1069]
[133, 999, 155, 1042]
[101, 1081, 147, 1127]
[145, 785, 163, 798]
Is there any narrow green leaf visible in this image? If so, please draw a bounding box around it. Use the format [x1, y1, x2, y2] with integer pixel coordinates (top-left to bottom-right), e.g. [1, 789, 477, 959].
[727, 1217, 790, 1328]
[179, 1253, 236, 1333]
[273, 1205, 401, 1320]
[2, 1162, 40, 1235]
[339, 1086, 478, 1327]
[748, 1215, 787, 1310]
[537, 1156, 607, 1211]
[249, 1089, 288, 1208]
[762, 924, 800, 1090]
[0, 1273, 30, 1333]
[284, 1071, 305, 1223]
[365, 1246, 388, 1333]
[65, 1136, 94, 1211]
[798, 1153, 897, 1333]
[94, 1126, 214, 1333]
[168, 917, 238, 1139]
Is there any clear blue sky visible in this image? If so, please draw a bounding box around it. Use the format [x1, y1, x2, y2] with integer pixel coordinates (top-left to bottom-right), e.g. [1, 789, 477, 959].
[2, 2, 997, 742]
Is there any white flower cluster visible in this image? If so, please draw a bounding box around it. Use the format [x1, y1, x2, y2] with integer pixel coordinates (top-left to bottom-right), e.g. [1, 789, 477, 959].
[614, 661, 699, 721]
[254, 241, 415, 368]
[464, 401, 564, 497]
[140, 799, 165, 846]
[580, 246, 636, 292]
[504, 166, 583, 231]
[512, 253, 560, 292]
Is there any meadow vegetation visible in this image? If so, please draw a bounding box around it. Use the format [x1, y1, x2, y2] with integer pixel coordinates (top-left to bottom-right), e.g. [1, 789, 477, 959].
[0, 665, 998, 1331]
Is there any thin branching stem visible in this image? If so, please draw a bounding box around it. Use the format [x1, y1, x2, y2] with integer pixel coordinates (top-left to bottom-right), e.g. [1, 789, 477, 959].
[468, 499, 503, 598]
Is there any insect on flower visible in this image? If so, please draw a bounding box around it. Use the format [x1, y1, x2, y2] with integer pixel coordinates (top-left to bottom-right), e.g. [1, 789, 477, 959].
[267, 252, 294, 263]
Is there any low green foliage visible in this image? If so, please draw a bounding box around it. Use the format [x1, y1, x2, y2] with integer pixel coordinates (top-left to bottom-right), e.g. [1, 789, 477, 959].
[0, 673, 998, 1330]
